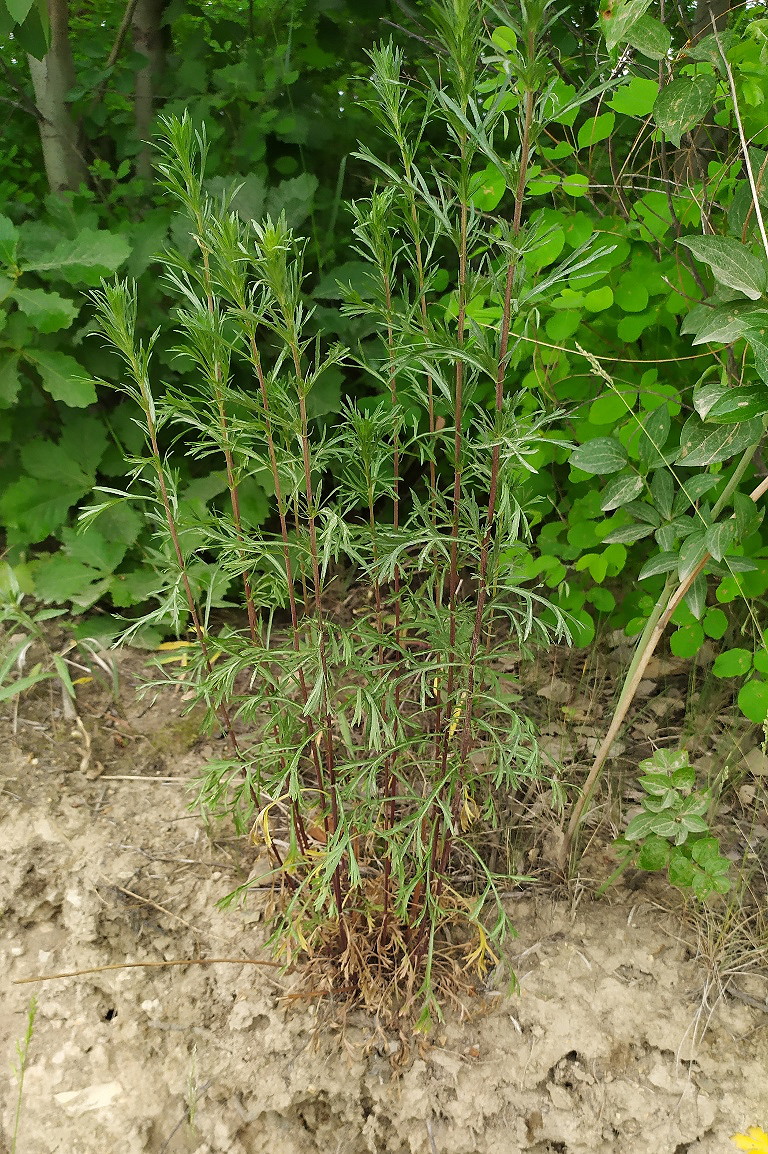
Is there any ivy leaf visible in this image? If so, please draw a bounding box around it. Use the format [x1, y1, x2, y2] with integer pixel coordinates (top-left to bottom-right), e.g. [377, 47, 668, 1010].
[705, 520, 735, 561]
[624, 810, 659, 842]
[600, 470, 644, 511]
[706, 384, 768, 424]
[678, 236, 767, 301]
[678, 530, 708, 583]
[637, 404, 670, 470]
[20, 229, 130, 285]
[570, 437, 627, 475]
[682, 303, 768, 346]
[692, 377, 727, 420]
[24, 349, 97, 407]
[603, 522, 655, 544]
[638, 551, 678, 579]
[676, 414, 763, 467]
[13, 287, 78, 333]
[650, 469, 674, 519]
[684, 573, 707, 620]
[654, 75, 718, 147]
[626, 14, 671, 60]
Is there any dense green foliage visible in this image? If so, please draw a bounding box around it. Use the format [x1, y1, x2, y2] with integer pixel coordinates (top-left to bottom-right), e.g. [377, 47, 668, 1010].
[2, 2, 768, 707]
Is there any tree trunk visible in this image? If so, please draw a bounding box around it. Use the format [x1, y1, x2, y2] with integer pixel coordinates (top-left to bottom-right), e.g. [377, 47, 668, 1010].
[132, 0, 167, 179]
[27, 0, 86, 193]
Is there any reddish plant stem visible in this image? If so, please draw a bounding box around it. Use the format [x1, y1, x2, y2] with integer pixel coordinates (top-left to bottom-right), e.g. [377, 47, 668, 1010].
[199, 246, 260, 646]
[144, 417, 239, 756]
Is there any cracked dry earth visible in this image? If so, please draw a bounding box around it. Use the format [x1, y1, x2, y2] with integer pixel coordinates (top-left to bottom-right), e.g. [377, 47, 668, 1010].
[1, 662, 767, 1154]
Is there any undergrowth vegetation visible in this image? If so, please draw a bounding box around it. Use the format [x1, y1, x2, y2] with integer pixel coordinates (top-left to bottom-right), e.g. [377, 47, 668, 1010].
[3, 0, 768, 1018]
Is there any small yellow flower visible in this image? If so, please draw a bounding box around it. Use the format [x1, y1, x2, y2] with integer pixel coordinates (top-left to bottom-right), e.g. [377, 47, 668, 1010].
[732, 1127, 768, 1153]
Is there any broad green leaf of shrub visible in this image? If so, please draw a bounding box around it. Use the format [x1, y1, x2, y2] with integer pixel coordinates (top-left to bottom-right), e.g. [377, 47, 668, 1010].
[31, 555, 104, 604]
[562, 173, 589, 197]
[23, 349, 97, 407]
[673, 473, 720, 513]
[265, 173, 318, 229]
[702, 607, 727, 639]
[640, 748, 689, 772]
[469, 164, 506, 210]
[692, 376, 728, 419]
[603, 521, 655, 544]
[615, 276, 649, 313]
[59, 524, 129, 571]
[600, 0, 653, 50]
[570, 437, 627, 475]
[637, 834, 671, 871]
[712, 648, 753, 677]
[0, 477, 90, 544]
[577, 113, 614, 150]
[678, 236, 767, 300]
[676, 414, 764, 467]
[624, 810, 659, 841]
[667, 848, 696, 888]
[0, 214, 19, 266]
[626, 14, 671, 59]
[670, 622, 705, 657]
[20, 229, 131, 285]
[12, 287, 78, 333]
[0, 351, 21, 406]
[588, 390, 630, 424]
[654, 75, 719, 148]
[738, 679, 768, 723]
[609, 77, 659, 117]
[314, 261, 377, 301]
[573, 552, 608, 583]
[491, 25, 516, 51]
[5, 0, 35, 23]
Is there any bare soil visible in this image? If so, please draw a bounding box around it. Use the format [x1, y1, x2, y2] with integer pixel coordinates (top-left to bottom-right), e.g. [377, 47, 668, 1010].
[1, 649, 767, 1154]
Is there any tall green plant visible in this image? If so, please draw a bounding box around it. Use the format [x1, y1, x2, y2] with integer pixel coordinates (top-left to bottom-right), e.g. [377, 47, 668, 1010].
[88, 0, 612, 1018]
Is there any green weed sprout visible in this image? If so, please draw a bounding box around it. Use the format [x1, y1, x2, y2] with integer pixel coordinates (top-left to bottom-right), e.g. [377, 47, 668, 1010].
[10, 995, 38, 1154]
[600, 748, 731, 900]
